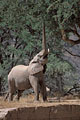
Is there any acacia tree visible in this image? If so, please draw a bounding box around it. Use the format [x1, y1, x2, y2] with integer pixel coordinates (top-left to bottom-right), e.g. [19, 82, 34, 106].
[0, 0, 80, 93]
[47, 0, 80, 45]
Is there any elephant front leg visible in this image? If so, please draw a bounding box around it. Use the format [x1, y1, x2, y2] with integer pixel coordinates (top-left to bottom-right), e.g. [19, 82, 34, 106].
[34, 85, 39, 101]
[39, 81, 47, 101]
[29, 75, 39, 101]
[15, 90, 23, 101]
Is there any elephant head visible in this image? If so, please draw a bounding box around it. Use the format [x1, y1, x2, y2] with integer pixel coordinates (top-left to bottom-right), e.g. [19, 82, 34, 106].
[29, 22, 49, 75]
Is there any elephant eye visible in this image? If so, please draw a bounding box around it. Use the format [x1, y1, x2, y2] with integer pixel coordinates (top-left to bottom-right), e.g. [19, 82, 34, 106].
[43, 54, 48, 59]
[38, 55, 42, 58]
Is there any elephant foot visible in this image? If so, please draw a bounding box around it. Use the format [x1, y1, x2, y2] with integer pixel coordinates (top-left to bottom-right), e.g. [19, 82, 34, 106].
[14, 95, 19, 101]
[34, 99, 40, 103]
[8, 99, 13, 102]
[42, 99, 48, 103]
[43, 95, 47, 102]
[8, 93, 13, 102]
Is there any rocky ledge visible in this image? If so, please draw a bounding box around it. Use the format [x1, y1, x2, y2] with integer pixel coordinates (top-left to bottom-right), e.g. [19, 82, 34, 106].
[0, 103, 80, 120]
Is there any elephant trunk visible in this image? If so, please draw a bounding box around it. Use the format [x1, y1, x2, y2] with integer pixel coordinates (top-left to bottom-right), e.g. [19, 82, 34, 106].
[42, 22, 46, 51]
[42, 22, 49, 56]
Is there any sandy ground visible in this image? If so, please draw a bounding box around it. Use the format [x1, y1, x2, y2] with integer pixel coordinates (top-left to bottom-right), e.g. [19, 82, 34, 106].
[0, 94, 80, 109]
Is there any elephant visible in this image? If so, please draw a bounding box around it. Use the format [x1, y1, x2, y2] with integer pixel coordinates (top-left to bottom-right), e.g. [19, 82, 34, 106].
[5, 22, 49, 102]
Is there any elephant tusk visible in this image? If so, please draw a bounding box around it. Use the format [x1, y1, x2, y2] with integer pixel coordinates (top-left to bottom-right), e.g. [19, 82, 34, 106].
[48, 48, 50, 53]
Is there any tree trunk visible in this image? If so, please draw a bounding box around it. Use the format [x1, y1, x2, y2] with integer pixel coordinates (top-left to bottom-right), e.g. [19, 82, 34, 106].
[56, 73, 64, 93]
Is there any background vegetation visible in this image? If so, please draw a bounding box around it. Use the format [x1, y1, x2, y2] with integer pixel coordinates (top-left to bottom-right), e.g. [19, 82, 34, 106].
[0, 0, 80, 94]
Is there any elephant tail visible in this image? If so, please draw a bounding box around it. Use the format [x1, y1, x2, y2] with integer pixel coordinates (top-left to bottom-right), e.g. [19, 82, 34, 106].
[4, 92, 9, 101]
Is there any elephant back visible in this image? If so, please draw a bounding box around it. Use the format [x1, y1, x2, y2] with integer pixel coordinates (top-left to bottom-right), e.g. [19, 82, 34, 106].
[28, 63, 43, 75]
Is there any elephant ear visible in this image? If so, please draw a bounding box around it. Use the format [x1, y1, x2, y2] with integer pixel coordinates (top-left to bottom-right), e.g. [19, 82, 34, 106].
[28, 63, 43, 75]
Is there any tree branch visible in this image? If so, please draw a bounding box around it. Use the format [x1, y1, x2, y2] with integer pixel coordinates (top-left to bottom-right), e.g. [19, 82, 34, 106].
[61, 29, 80, 45]
[26, 25, 36, 35]
[64, 48, 80, 58]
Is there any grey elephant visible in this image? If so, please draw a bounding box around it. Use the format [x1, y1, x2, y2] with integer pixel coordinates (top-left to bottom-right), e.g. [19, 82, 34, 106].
[5, 23, 49, 102]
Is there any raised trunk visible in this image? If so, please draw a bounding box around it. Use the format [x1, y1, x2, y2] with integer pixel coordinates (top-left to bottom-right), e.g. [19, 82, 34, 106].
[42, 22, 46, 50]
[0, 54, 3, 95]
[0, 78, 1, 95]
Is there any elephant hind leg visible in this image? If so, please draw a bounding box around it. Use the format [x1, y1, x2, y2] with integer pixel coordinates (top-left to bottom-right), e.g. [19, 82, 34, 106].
[4, 92, 9, 101]
[29, 75, 39, 101]
[8, 92, 14, 101]
[8, 79, 15, 101]
[39, 81, 47, 101]
[4, 91, 14, 101]
[17, 90, 23, 101]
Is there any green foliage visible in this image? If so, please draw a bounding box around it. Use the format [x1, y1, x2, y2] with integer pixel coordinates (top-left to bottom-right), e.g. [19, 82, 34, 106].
[48, 0, 80, 27]
[46, 53, 79, 91]
[0, 0, 80, 91]
[47, 54, 73, 73]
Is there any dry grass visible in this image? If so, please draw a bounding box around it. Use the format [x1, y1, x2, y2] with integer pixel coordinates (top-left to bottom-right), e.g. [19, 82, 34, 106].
[0, 94, 35, 109]
[0, 94, 80, 109]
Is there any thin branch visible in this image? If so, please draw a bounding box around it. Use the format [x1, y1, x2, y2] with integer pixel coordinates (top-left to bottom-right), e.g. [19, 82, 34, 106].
[64, 48, 80, 58]
[26, 25, 36, 35]
[61, 29, 80, 45]
[73, 25, 80, 38]
[65, 29, 80, 38]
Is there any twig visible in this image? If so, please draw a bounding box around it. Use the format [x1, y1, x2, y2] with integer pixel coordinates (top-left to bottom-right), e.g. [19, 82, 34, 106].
[64, 48, 80, 58]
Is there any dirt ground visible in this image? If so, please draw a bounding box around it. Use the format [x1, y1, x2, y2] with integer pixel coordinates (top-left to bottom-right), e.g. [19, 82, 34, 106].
[0, 94, 80, 109]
